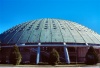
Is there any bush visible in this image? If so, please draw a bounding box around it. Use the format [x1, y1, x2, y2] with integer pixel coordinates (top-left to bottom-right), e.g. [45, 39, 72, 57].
[9, 45, 22, 65]
[48, 48, 60, 65]
[85, 46, 99, 65]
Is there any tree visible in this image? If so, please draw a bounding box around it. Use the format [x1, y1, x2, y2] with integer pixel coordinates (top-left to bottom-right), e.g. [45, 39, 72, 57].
[85, 46, 99, 65]
[48, 48, 60, 65]
[9, 45, 22, 65]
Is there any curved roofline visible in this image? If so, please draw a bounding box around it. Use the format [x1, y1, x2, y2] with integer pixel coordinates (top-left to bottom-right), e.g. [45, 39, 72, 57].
[1, 18, 100, 45]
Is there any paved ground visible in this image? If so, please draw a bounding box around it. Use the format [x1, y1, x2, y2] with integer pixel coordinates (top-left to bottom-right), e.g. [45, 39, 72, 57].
[0, 63, 100, 68]
[0, 66, 100, 68]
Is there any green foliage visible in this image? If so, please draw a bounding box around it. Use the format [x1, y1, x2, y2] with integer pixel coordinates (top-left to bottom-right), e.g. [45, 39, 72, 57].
[48, 48, 60, 65]
[85, 46, 99, 65]
[9, 45, 22, 65]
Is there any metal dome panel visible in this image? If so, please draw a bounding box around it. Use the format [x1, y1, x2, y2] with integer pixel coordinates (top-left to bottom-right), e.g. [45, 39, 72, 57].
[0, 18, 100, 45]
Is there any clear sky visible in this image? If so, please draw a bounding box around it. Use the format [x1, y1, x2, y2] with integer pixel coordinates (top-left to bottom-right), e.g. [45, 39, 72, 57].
[0, 0, 100, 34]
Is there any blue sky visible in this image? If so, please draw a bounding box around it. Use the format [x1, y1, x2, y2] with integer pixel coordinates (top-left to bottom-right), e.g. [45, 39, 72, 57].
[0, 0, 100, 34]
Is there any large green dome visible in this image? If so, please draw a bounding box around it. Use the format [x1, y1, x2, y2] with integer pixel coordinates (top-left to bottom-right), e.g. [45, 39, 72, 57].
[0, 18, 100, 45]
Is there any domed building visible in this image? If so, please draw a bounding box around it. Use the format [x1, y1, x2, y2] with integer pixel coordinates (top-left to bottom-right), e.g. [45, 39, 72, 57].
[0, 18, 100, 64]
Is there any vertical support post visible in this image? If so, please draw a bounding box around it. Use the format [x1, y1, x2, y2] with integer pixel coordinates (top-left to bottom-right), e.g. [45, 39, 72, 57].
[64, 46, 70, 64]
[75, 47, 77, 64]
[36, 46, 40, 64]
[36, 43, 41, 64]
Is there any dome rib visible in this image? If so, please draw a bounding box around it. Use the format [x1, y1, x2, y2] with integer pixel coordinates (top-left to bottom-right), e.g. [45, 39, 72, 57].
[69, 22, 86, 43]
[64, 21, 76, 42]
[56, 19, 66, 42]
[71, 23, 89, 43]
[51, 19, 63, 42]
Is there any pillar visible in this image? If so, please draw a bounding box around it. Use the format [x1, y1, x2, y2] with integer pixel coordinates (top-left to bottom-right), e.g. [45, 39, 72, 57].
[64, 46, 70, 64]
[36, 46, 40, 64]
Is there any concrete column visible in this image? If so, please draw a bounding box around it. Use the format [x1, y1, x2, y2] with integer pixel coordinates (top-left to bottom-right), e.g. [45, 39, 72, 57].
[64, 47, 70, 64]
[36, 46, 40, 64]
